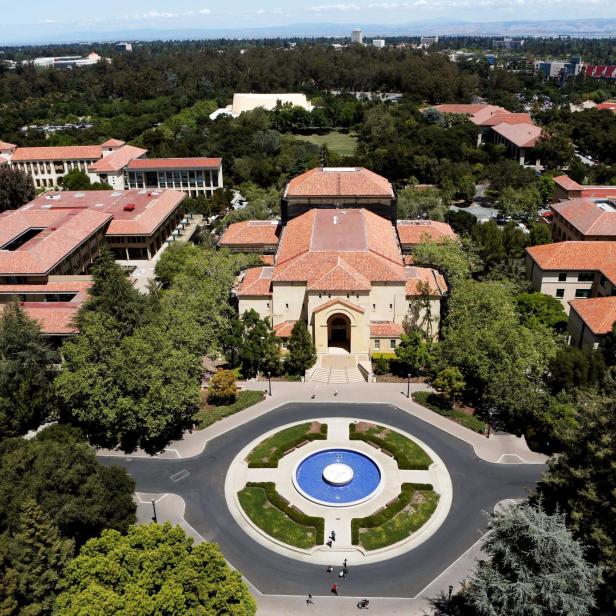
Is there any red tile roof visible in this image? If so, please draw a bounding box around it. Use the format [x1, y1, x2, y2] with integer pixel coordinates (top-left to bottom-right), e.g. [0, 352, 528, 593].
[370, 321, 403, 337]
[553, 175, 582, 191]
[219, 220, 281, 248]
[308, 257, 372, 291]
[127, 157, 222, 170]
[100, 138, 126, 147]
[89, 145, 146, 173]
[260, 254, 274, 265]
[0, 141, 16, 150]
[397, 220, 456, 246]
[597, 102, 616, 112]
[284, 167, 393, 199]
[11, 145, 102, 162]
[552, 198, 616, 237]
[237, 266, 273, 296]
[473, 111, 533, 127]
[569, 296, 616, 335]
[273, 320, 296, 337]
[492, 122, 542, 148]
[274, 209, 405, 286]
[527, 241, 616, 284]
[405, 266, 448, 296]
[432, 104, 491, 115]
[24, 189, 185, 237]
[313, 298, 365, 314]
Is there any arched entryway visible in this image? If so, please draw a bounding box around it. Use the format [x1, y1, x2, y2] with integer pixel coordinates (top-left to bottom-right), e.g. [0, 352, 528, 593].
[327, 313, 350, 351]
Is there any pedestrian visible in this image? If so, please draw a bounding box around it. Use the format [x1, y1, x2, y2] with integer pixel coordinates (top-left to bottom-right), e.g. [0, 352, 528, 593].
[331, 583, 338, 595]
[331, 530, 336, 541]
[306, 594, 313, 606]
[343, 558, 347, 567]
[334, 390, 338, 396]
[326, 565, 333, 573]
[326, 539, 332, 548]
[343, 565, 348, 575]
[338, 569, 345, 578]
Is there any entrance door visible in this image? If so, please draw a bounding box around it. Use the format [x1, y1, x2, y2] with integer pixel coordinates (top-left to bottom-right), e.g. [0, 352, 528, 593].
[327, 314, 350, 351]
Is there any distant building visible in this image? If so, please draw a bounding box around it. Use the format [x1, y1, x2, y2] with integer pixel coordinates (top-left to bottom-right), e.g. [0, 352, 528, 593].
[351, 29, 364, 44]
[209, 93, 313, 120]
[420, 36, 438, 48]
[534, 57, 581, 83]
[493, 37, 524, 49]
[115, 42, 133, 52]
[552, 175, 616, 203]
[372, 39, 385, 49]
[584, 65, 616, 79]
[28, 52, 106, 69]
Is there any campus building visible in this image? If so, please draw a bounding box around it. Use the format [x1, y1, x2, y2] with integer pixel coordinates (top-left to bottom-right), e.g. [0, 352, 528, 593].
[220, 167, 448, 380]
[431, 104, 542, 167]
[209, 93, 314, 120]
[0, 139, 223, 196]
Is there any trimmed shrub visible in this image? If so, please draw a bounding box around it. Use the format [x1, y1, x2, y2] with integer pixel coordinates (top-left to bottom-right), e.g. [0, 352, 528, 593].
[207, 369, 237, 405]
[245, 482, 324, 544]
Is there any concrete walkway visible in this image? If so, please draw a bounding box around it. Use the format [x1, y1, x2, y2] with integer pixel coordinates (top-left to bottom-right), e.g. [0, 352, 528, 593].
[98, 382, 547, 466]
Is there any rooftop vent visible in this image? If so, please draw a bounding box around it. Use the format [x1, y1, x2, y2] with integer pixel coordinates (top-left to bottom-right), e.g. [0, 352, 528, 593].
[333, 215, 339, 225]
[123, 204, 136, 212]
[45, 195, 61, 201]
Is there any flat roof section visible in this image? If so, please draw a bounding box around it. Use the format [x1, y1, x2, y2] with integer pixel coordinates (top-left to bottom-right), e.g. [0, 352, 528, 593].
[127, 157, 222, 171]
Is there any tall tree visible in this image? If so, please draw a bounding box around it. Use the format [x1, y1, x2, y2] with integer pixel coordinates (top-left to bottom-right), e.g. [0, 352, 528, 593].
[0, 301, 56, 439]
[0, 167, 35, 213]
[78, 248, 146, 337]
[54, 523, 256, 616]
[285, 320, 316, 376]
[464, 502, 600, 616]
[0, 499, 74, 615]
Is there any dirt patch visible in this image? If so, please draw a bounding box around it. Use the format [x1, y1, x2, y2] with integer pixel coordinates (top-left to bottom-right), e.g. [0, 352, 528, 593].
[308, 421, 322, 434]
[355, 421, 377, 433]
[375, 375, 429, 383]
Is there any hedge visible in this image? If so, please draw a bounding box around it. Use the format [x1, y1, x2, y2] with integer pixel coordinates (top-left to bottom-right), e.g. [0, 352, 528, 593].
[351, 483, 433, 545]
[247, 423, 327, 468]
[244, 482, 325, 544]
[349, 423, 430, 470]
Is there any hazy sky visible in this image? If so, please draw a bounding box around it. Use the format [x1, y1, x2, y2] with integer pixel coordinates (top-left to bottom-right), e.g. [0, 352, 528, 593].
[2, 0, 616, 36]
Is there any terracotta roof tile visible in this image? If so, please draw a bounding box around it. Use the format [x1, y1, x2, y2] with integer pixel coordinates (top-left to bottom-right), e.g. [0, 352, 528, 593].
[397, 220, 456, 246]
[308, 257, 372, 291]
[553, 175, 582, 191]
[101, 139, 126, 147]
[284, 167, 393, 198]
[370, 321, 403, 336]
[12, 145, 102, 162]
[405, 266, 448, 296]
[432, 104, 492, 114]
[273, 320, 296, 337]
[0, 141, 16, 150]
[219, 220, 281, 248]
[260, 254, 274, 265]
[569, 296, 616, 335]
[552, 198, 616, 237]
[492, 122, 542, 148]
[89, 145, 147, 173]
[237, 266, 273, 296]
[127, 157, 222, 170]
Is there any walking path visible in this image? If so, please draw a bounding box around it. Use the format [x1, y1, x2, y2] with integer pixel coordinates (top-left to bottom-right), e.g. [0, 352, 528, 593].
[98, 382, 546, 465]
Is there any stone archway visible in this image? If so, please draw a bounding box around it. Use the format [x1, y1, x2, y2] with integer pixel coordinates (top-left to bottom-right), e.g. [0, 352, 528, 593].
[327, 313, 351, 351]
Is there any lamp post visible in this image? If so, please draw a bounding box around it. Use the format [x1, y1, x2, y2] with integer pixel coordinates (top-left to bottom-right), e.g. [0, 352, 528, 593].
[486, 409, 494, 438]
[267, 370, 272, 396]
[447, 584, 454, 614]
[151, 499, 158, 523]
[407, 373, 411, 399]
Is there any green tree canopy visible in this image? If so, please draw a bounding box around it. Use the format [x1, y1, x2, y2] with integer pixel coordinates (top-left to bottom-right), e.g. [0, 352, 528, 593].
[515, 292, 568, 333]
[54, 523, 256, 616]
[0, 166, 35, 213]
[60, 169, 111, 191]
[0, 425, 135, 547]
[0, 302, 56, 439]
[413, 238, 474, 287]
[465, 501, 600, 616]
[285, 320, 316, 376]
[154, 242, 202, 288]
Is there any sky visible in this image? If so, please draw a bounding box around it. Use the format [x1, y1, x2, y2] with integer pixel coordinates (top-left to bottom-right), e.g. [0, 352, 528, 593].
[2, 0, 616, 41]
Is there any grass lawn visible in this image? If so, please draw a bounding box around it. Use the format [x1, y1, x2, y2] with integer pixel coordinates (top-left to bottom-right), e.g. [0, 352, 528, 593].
[193, 390, 265, 430]
[412, 391, 485, 434]
[353, 483, 439, 550]
[246, 421, 327, 467]
[293, 131, 358, 156]
[238, 485, 318, 549]
[350, 422, 432, 469]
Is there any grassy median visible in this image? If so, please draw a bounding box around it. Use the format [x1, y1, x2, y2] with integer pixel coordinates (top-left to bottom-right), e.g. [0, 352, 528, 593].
[194, 389, 266, 429]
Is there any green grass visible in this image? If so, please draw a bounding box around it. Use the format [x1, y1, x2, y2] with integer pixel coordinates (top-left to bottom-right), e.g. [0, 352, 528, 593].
[246, 422, 327, 468]
[193, 390, 265, 429]
[412, 391, 485, 434]
[238, 484, 319, 549]
[350, 423, 432, 470]
[293, 131, 358, 156]
[352, 484, 439, 550]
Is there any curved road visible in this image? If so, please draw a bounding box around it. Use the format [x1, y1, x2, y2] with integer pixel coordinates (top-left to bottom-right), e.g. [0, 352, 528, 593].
[100, 402, 545, 597]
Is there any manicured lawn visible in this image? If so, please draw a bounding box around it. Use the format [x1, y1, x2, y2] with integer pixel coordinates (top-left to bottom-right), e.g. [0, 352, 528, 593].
[353, 484, 439, 551]
[293, 131, 358, 156]
[412, 391, 485, 434]
[193, 390, 266, 430]
[238, 485, 318, 549]
[246, 421, 327, 468]
[350, 422, 432, 469]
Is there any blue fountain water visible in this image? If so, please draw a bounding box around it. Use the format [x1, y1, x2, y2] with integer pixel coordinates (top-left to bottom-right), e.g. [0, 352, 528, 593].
[295, 449, 381, 505]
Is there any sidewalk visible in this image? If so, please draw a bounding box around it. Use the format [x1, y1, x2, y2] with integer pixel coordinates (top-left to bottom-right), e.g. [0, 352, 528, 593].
[98, 382, 547, 466]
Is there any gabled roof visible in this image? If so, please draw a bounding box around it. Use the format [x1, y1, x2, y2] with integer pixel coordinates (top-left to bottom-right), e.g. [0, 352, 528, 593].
[405, 266, 448, 296]
[237, 266, 273, 296]
[370, 321, 403, 337]
[397, 220, 456, 245]
[11, 145, 103, 162]
[432, 104, 492, 115]
[284, 167, 394, 199]
[552, 198, 616, 237]
[308, 257, 372, 291]
[473, 111, 533, 127]
[553, 175, 582, 191]
[492, 122, 542, 148]
[89, 145, 147, 173]
[0, 141, 16, 150]
[569, 296, 616, 335]
[273, 320, 296, 338]
[219, 220, 281, 247]
[100, 138, 126, 147]
[312, 298, 365, 314]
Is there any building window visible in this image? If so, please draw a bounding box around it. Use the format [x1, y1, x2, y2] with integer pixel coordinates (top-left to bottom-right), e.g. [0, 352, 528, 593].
[558, 273, 567, 282]
[555, 289, 565, 298]
[374, 339, 380, 350]
[285, 303, 289, 310]
[578, 272, 594, 282]
[389, 303, 393, 310]
[575, 289, 591, 298]
[372, 304, 376, 310]
[390, 339, 396, 349]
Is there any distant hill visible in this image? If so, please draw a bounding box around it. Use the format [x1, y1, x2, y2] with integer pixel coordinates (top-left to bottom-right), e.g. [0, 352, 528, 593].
[2, 18, 616, 45]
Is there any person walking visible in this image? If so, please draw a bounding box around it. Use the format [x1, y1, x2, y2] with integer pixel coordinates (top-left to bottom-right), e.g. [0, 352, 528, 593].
[306, 594, 314, 606]
[331, 583, 338, 595]
[326, 539, 333, 548]
[343, 558, 347, 567]
[338, 569, 345, 579]
[330, 530, 336, 541]
[326, 565, 333, 573]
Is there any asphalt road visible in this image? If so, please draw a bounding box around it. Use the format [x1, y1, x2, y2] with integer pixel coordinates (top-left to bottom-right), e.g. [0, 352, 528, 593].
[99, 403, 545, 597]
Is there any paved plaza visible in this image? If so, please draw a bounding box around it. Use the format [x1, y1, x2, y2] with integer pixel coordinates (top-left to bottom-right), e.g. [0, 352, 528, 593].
[98, 382, 547, 615]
